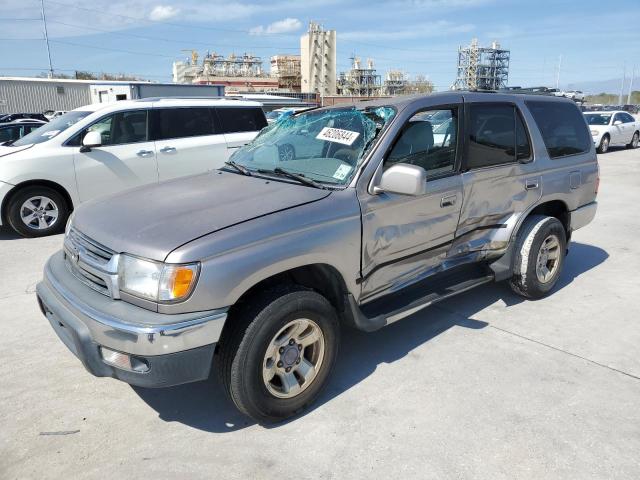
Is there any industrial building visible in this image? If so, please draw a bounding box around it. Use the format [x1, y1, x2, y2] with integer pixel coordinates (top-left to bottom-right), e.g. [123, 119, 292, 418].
[270, 55, 302, 92]
[337, 57, 383, 97]
[172, 50, 279, 93]
[300, 22, 337, 95]
[0, 77, 224, 114]
[452, 38, 510, 91]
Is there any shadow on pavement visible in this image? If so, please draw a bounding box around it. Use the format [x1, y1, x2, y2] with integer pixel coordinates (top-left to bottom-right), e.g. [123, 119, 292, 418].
[133, 242, 608, 432]
[0, 226, 21, 240]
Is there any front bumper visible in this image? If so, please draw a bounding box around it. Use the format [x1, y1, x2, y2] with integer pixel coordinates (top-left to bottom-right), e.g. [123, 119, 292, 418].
[0, 180, 14, 226]
[36, 251, 228, 387]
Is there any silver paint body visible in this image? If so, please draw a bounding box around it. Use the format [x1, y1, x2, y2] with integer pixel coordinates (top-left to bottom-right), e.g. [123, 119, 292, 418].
[46, 92, 598, 355]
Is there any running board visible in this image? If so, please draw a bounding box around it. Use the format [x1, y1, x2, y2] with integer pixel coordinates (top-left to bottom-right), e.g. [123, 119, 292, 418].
[347, 267, 494, 332]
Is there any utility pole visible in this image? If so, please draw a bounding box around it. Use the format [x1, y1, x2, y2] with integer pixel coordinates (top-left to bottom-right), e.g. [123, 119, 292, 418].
[619, 64, 626, 105]
[555, 55, 562, 90]
[627, 66, 635, 105]
[40, 0, 54, 78]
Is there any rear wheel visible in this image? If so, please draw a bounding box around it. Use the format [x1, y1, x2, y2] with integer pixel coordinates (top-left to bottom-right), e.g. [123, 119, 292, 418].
[597, 134, 610, 154]
[217, 287, 340, 423]
[626, 131, 639, 149]
[510, 215, 566, 299]
[6, 186, 70, 238]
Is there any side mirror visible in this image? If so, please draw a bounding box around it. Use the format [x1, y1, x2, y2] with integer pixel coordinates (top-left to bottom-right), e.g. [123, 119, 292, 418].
[80, 131, 102, 152]
[374, 163, 428, 196]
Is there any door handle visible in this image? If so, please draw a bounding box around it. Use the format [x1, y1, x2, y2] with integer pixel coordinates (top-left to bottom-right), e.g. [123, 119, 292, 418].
[525, 180, 539, 190]
[440, 194, 457, 208]
[160, 146, 176, 153]
[137, 150, 153, 157]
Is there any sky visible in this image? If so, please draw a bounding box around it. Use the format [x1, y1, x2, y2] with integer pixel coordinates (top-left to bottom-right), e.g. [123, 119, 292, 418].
[1, 0, 638, 92]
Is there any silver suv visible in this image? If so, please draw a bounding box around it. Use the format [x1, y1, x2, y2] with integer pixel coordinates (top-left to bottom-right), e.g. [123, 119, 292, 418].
[37, 92, 598, 422]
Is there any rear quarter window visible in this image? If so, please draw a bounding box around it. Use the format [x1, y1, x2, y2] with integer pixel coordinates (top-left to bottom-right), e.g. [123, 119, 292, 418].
[216, 107, 267, 134]
[526, 100, 591, 159]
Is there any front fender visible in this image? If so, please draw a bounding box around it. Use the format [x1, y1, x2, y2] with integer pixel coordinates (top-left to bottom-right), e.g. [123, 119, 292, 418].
[161, 189, 363, 313]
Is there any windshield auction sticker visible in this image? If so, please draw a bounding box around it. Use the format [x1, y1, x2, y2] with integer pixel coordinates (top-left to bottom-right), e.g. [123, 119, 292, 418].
[316, 127, 360, 146]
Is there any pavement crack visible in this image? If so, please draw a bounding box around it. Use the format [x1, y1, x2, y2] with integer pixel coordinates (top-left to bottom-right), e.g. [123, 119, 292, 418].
[432, 303, 640, 382]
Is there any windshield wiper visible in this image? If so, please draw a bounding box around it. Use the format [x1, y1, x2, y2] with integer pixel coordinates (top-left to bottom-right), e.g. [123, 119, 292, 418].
[257, 167, 327, 189]
[224, 160, 252, 176]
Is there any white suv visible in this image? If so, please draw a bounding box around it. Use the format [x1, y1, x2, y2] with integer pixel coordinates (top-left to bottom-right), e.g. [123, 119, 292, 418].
[0, 98, 267, 237]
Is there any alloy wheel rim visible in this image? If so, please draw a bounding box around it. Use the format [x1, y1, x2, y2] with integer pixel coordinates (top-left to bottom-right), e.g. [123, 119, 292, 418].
[602, 137, 609, 152]
[633, 134, 638, 148]
[20, 196, 59, 230]
[262, 318, 325, 399]
[535, 234, 561, 283]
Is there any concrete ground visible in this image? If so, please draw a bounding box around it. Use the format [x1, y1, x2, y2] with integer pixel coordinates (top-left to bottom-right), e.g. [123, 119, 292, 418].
[1, 147, 639, 480]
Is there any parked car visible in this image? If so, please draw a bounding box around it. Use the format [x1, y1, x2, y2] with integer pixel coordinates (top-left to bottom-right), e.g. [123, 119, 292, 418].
[0, 120, 47, 145]
[37, 92, 598, 422]
[0, 112, 49, 123]
[621, 104, 639, 114]
[0, 98, 267, 237]
[265, 107, 310, 124]
[584, 110, 640, 153]
[44, 110, 68, 120]
[562, 90, 585, 102]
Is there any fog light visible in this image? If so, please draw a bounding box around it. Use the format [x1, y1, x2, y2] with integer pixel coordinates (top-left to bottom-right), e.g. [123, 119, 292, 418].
[100, 347, 149, 373]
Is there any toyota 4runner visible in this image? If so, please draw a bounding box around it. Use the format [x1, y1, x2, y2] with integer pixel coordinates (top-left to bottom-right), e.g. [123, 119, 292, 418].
[37, 92, 598, 422]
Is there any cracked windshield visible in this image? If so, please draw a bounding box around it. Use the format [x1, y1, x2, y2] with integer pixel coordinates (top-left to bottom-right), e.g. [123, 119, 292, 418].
[227, 106, 395, 186]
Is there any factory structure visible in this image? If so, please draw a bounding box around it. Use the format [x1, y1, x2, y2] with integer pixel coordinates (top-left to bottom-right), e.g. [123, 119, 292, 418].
[452, 38, 510, 91]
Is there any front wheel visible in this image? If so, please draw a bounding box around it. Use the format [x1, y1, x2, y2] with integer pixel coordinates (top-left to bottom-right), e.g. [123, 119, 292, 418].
[6, 186, 70, 238]
[217, 288, 340, 423]
[510, 215, 566, 299]
[626, 131, 639, 149]
[597, 134, 610, 154]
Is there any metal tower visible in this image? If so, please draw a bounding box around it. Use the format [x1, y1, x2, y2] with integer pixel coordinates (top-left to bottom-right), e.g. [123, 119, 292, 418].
[453, 39, 510, 91]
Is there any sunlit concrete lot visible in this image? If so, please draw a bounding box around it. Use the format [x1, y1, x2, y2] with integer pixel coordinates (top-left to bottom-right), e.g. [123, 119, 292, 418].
[1, 147, 639, 479]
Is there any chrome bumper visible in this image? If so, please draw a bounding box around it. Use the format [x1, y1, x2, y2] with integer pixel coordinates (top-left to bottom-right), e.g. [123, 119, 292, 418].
[570, 201, 597, 232]
[37, 251, 228, 356]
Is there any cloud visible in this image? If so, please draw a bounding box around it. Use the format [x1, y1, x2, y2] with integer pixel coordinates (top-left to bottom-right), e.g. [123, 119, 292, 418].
[149, 5, 180, 21]
[250, 17, 302, 35]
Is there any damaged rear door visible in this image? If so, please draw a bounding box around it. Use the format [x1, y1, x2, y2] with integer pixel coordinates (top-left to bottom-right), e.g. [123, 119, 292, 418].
[452, 99, 541, 257]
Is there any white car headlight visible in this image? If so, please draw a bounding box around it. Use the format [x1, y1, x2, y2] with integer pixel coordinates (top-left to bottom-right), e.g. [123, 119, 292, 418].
[118, 254, 199, 302]
[590, 130, 599, 136]
[65, 211, 75, 237]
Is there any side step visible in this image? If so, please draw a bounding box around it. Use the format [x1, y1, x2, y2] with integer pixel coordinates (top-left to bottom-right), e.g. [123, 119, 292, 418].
[348, 266, 494, 332]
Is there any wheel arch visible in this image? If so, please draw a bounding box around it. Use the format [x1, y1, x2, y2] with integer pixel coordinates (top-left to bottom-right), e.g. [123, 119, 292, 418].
[1, 179, 74, 225]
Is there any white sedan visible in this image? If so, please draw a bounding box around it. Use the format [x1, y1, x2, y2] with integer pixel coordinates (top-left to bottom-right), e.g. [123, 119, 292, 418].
[584, 111, 640, 153]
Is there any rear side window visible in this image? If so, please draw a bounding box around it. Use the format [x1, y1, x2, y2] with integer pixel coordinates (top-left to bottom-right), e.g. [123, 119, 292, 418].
[526, 101, 591, 158]
[0, 126, 20, 142]
[467, 104, 531, 169]
[216, 107, 267, 133]
[150, 107, 217, 140]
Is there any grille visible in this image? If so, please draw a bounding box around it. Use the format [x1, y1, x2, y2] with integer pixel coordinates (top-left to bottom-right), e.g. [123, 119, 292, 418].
[64, 227, 116, 297]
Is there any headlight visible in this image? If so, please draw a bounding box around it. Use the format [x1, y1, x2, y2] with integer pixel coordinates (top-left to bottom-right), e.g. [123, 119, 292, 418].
[65, 211, 75, 237]
[590, 130, 599, 136]
[118, 254, 199, 302]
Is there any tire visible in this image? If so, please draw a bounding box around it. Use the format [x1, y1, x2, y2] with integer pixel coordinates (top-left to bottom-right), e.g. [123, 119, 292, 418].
[217, 287, 340, 423]
[596, 134, 610, 154]
[626, 131, 639, 149]
[510, 215, 566, 299]
[278, 143, 295, 161]
[6, 186, 70, 238]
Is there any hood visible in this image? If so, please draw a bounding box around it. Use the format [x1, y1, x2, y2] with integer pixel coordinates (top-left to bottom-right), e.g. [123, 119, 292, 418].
[73, 171, 332, 261]
[0, 144, 34, 157]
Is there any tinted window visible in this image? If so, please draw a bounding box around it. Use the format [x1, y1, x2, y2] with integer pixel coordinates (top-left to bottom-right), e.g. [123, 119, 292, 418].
[467, 104, 517, 168]
[0, 126, 20, 142]
[526, 101, 591, 158]
[516, 113, 531, 160]
[216, 107, 267, 133]
[70, 110, 148, 146]
[621, 113, 635, 123]
[386, 108, 458, 177]
[150, 107, 216, 140]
